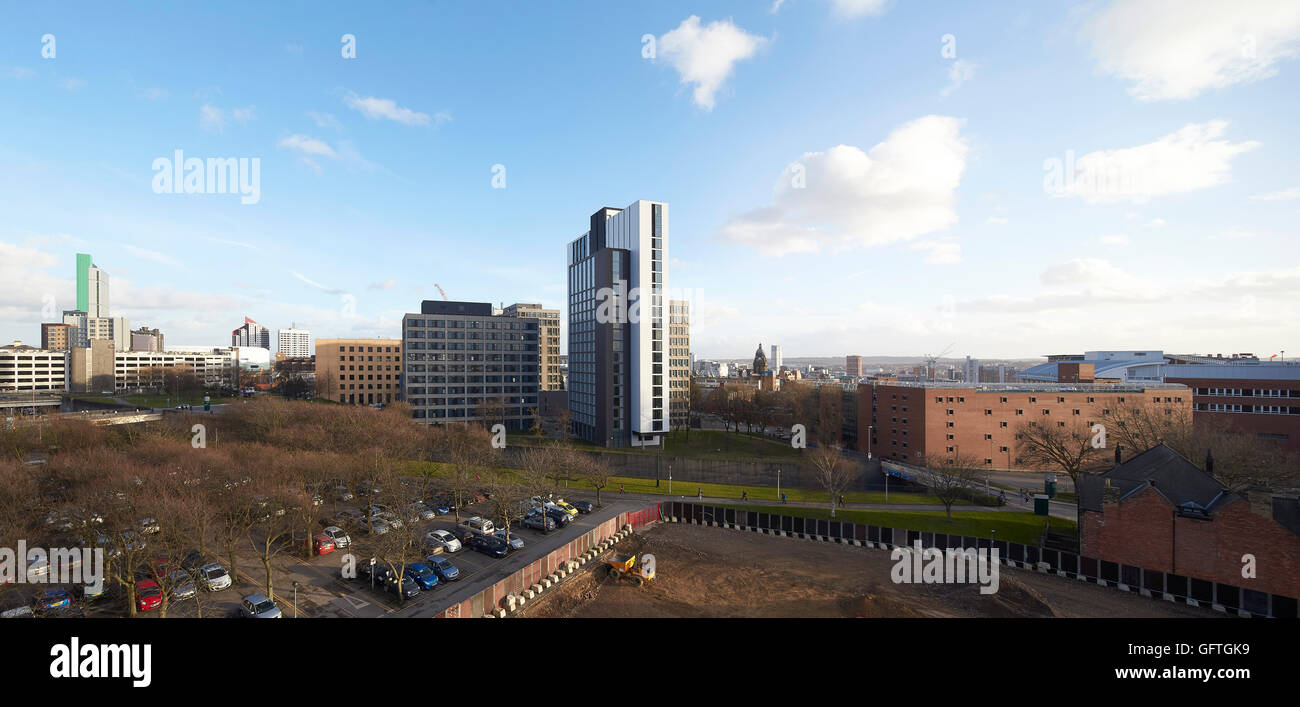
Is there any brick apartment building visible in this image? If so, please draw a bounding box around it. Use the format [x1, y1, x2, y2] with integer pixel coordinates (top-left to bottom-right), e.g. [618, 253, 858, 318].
[314, 338, 403, 406]
[857, 380, 1191, 469]
[1079, 444, 1300, 615]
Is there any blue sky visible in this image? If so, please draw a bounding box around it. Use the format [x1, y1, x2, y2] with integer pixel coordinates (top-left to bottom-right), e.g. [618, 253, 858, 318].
[2, 0, 1298, 359]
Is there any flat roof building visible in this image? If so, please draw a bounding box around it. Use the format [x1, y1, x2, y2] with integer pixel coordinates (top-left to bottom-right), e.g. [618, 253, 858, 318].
[402, 300, 539, 428]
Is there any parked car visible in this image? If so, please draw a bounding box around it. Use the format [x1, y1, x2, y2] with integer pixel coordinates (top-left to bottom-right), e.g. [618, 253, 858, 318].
[196, 562, 232, 592]
[238, 593, 282, 618]
[492, 530, 525, 551]
[532, 506, 571, 527]
[35, 587, 71, 612]
[137, 517, 161, 534]
[522, 513, 557, 533]
[313, 534, 336, 556]
[424, 556, 460, 582]
[321, 525, 351, 548]
[363, 516, 391, 535]
[168, 570, 197, 601]
[404, 563, 441, 591]
[571, 500, 594, 514]
[180, 549, 206, 573]
[333, 509, 365, 528]
[551, 499, 580, 518]
[457, 516, 496, 538]
[424, 529, 462, 554]
[135, 579, 163, 612]
[369, 567, 421, 600]
[465, 535, 509, 558]
[425, 500, 450, 515]
[409, 502, 436, 521]
[331, 485, 355, 502]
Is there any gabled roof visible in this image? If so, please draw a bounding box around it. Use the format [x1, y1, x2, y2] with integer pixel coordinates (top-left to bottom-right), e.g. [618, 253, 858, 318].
[1079, 443, 1233, 513]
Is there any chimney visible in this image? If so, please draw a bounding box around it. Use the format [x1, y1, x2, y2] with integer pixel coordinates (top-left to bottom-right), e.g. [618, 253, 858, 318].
[1114, 445, 1122, 465]
[1102, 478, 1121, 508]
[1244, 486, 1272, 519]
[1204, 449, 1214, 475]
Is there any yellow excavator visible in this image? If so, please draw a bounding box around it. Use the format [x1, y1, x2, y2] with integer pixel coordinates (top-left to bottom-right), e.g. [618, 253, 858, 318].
[604, 553, 656, 587]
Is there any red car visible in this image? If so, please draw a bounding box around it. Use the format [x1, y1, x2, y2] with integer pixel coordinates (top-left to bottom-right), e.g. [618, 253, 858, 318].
[313, 534, 335, 556]
[135, 579, 163, 612]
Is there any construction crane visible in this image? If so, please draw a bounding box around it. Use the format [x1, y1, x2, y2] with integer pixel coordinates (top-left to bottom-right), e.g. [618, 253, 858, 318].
[434, 284, 448, 300]
[922, 343, 955, 381]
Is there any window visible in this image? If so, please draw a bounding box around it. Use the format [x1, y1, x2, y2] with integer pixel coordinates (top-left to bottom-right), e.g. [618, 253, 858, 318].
[984, 409, 992, 415]
[1000, 421, 1008, 428]
[1016, 409, 1024, 415]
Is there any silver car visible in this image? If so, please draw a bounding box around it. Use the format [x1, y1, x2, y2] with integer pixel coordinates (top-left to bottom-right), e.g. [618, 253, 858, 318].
[321, 525, 351, 548]
[168, 570, 197, 600]
[424, 529, 462, 553]
[196, 562, 232, 592]
[238, 593, 282, 619]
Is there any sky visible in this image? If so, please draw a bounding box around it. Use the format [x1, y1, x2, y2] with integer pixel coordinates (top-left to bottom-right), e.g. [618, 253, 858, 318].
[1, 0, 1298, 360]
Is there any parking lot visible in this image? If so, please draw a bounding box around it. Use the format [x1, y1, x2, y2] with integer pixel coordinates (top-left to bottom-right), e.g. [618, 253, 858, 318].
[89, 491, 639, 618]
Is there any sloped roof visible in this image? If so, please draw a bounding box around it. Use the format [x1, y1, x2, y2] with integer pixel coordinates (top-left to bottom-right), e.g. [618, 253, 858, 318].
[1079, 443, 1232, 513]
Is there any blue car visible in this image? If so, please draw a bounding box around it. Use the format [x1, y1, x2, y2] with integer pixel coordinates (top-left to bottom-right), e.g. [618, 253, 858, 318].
[37, 587, 71, 611]
[466, 535, 509, 558]
[425, 556, 460, 582]
[404, 563, 441, 591]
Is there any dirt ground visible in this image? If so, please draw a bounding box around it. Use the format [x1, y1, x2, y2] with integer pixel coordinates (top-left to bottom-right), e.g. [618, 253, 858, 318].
[527, 522, 1215, 618]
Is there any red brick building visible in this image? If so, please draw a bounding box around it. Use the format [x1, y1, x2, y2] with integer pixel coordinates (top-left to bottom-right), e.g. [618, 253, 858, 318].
[857, 380, 1191, 469]
[1079, 444, 1300, 614]
[1161, 362, 1300, 453]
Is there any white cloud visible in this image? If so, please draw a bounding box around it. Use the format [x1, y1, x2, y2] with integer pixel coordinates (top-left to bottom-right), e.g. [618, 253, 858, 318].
[1099, 234, 1131, 245]
[912, 240, 962, 264]
[1047, 121, 1258, 204]
[832, 0, 891, 18]
[721, 115, 969, 256]
[1081, 0, 1300, 101]
[60, 77, 86, 91]
[120, 244, 181, 267]
[986, 216, 1009, 225]
[308, 111, 343, 130]
[199, 104, 225, 132]
[199, 104, 253, 132]
[277, 134, 337, 159]
[344, 92, 447, 126]
[291, 271, 344, 295]
[1039, 258, 1137, 288]
[5, 67, 36, 79]
[368, 279, 397, 291]
[1250, 186, 1300, 200]
[658, 16, 766, 111]
[940, 59, 976, 98]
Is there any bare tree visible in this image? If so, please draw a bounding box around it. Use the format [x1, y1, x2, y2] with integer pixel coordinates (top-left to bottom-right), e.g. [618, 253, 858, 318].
[805, 445, 860, 517]
[579, 455, 614, 508]
[920, 453, 984, 521]
[1014, 419, 1107, 490]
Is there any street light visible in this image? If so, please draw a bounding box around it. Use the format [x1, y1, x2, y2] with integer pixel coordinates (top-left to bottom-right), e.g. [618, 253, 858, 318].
[292, 580, 300, 618]
[867, 425, 873, 460]
[776, 468, 781, 502]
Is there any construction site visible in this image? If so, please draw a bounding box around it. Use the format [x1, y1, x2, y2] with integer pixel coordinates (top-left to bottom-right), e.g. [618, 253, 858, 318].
[524, 521, 1214, 619]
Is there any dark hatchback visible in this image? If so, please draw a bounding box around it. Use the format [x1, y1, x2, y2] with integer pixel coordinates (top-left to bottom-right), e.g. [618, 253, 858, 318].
[466, 535, 509, 558]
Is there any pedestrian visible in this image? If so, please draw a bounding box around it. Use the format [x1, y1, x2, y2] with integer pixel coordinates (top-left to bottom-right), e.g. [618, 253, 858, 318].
[781, 492, 787, 504]
[697, 488, 703, 500]
[839, 493, 845, 507]
[741, 490, 748, 501]
[998, 490, 1007, 505]
[619, 484, 624, 493]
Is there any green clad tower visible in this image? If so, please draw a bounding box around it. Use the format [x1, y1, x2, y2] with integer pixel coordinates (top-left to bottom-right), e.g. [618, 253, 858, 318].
[76, 253, 92, 313]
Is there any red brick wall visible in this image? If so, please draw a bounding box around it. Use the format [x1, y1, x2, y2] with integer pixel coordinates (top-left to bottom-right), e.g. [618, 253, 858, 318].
[436, 503, 663, 617]
[864, 383, 1191, 470]
[1082, 488, 1300, 599]
[1164, 375, 1300, 453]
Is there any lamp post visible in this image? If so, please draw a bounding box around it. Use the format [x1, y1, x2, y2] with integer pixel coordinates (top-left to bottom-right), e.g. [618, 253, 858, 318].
[867, 425, 873, 460]
[776, 468, 781, 502]
[292, 580, 300, 618]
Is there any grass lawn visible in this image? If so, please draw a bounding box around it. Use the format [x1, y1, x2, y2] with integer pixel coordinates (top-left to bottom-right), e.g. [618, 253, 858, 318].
[605, 474, 960, 506]
[511, 429, 803, 462]
[119, 393, 237, 408]
[716, 504, 1074, 546]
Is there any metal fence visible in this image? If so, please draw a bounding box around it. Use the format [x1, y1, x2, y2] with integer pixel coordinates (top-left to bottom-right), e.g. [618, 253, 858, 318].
[665, 501, 1297, 619]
